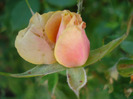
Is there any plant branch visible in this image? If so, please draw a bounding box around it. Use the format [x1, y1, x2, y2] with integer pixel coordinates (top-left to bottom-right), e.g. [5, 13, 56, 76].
[77, 0, 83, 14]
[25, 0, 34, 15]
[126, 15, 133, 36]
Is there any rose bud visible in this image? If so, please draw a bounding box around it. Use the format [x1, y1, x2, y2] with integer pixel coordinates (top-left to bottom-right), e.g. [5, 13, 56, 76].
[15, 10, 90, 67]
[54, 11, 90, 67]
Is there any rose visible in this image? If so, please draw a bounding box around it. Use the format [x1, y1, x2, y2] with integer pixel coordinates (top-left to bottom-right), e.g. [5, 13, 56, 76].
[15, 10, 90, 68]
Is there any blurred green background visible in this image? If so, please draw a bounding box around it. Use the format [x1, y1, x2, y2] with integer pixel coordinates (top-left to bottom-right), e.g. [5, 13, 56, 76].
[0, 0, 133, 99]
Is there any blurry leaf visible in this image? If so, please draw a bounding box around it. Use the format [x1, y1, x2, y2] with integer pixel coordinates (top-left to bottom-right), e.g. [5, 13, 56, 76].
[57, 83, 77, 98]
[109, 65, 119, 80]
[40, 75, 49, 84]
[117, 58, 133, 77]
[95, 22, 112, 36]
[87, 78, 110, 99]
[24, 83, 35, 99]
[8, 78, 24, 95]
[11, 0, 39, 31]
[48, 73, 58, 95]
[67, 67, 87, 97]
[35, 86, 51, 99]
[45, 0, 76, 7]
[55, 88, 68, 99]
[90, 21, 112, 49]
[106, 22, 119, 29]
[0, 63, 66, 78]
[124, 88, 133, 98]
[121, 41, 133, 55]
[84, 15, 133, 67]
[59, 70, 66, 76]
[104, 83, 114, 93]
[37, 74, 58, 97]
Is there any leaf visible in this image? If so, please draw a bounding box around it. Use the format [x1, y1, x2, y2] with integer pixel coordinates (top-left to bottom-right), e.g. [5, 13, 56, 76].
[67, 67, 87, 97]
[109, 65, 119, 80]
[104, 83, 114, 93]
[24, 83, 35, 99]
[11, 0, 39, 31]
[83, 15, 133, 67]
[120, 41, 133, 55]
[84, 35, 126, 66]
[124, 88, 133, 98]
[0, 63, 65, 78]
[48, 73, 58, 95]
[55, 88, 68, 99]
[8, 78, 24, 95]
[117, 58, 133, 77]
[40, 73, 58, 96]
[45, 0, 76, 7]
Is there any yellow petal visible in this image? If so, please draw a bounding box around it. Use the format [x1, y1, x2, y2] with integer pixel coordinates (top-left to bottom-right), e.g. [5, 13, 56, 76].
[15, 12, 56, 64]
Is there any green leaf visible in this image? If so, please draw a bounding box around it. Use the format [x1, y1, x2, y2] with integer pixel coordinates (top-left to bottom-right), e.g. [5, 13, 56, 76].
[83, 15, 133, 67]
[55, 88, 68, 99]
[48, 73, 58, 95]
[40, 73, 58, 96]
[45, 0, 76, 7]
[8, 78, 24, 95]
[24, 83, 35, 99]
[0, 63, 65, 78]
[67, 67, 87, 97]
[117, 58, 133, 77]
[121, 41, 133, 55]
[84, 34, 127, 66]
[11, 0, 39, 31]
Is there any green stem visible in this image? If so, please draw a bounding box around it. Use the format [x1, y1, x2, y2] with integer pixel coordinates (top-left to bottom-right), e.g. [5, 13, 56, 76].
[126, 15, 133, 36]
[0, 72, 12, 77]
[77, 0, 83, 14]
[25, 0, 34, 15]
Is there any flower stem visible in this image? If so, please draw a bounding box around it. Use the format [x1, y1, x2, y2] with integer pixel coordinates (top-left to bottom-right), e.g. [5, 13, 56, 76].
[0, 72, 12, 77]
[77, 0, 83, 14]
[25, 0, 34, 15]
[126, 15, 133, 36]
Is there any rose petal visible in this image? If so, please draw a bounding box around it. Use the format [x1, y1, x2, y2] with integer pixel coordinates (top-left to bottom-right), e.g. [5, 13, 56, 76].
[45, 11, 63, 43]
[15, 13, 56, 64]
[54, 25, 90, 67]
[56, 11, 72, 41]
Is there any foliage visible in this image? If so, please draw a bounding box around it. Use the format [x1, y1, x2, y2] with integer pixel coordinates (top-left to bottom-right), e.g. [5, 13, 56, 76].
[0, 0, 133, 99]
